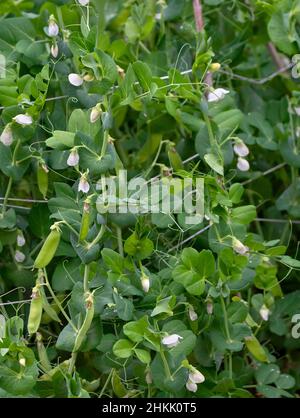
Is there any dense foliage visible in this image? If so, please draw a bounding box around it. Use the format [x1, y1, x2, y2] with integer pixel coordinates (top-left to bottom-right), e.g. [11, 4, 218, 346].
[0, 0, 300, 398]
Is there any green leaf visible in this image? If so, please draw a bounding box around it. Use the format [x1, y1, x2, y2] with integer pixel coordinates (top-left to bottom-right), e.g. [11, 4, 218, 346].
[204, 153, 224, 175]
[124, 232, 154, 260]
[231, 205, 256, 225]
[46, 131, 75, 149]
[113, 339, 134, 358]
[123, 316, 149, 343]
[134, 348, 151, 364]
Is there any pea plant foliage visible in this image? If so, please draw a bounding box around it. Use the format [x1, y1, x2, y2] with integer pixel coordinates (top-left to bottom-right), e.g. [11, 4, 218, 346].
[0, 0, 300, 399]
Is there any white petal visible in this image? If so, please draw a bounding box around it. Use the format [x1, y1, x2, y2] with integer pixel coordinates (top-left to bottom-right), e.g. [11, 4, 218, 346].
[90, 106, 101, 123]
[0, 125, 13, 146]
[259, 305, 270, 321]
[189, 370, 205, 384]
[141, 276, 150, 293]
[48, 22, 59, 37]
[207, 88, 230, 103]
[67, 150, 79, 166]
[13, 114, 33, 126]
[78, 0, 89, 5]
[188, 307, 198, 321]
[162, 334, 183, 348]
[233, 142, 249, 157]
[15, 250, 26, 263]
[186, 380, 198, 392]
[51, 44, 59, 58]
[17, 235, 26, 247]
[233, 238, 249, 255]
[78, 177, 90, 193]
[237, 157, 250, 172]
[68, 73, 84, 87]
[206, 302, 213, 315]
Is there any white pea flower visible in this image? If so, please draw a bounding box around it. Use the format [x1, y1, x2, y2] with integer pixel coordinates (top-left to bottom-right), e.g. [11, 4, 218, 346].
[78, 0, 89, 5]
[48, 16, 59, 37]
[19, 358, 26, 367]
[68, 73, 84, 87]
[0, 124, 13, 146]
[141, 275, 150, 293]
[17, 234, 26, 247]
[13, 114, 33, 126]
[186, 379, 198, 393]
[15, 250, 26, 263]
[188, 306, 198, 321]
[162, 334, 183, 348]
[237, 157, 250, 172]
[259, 305, 270, 321]
[67, 149, 80, 166]
[232, 237, 249, 255]
[90, 104, 102, 123]
[207, 88, 230, 103]
[188, 369, 205, 384]
[51, 44, 59, 58]
[233, 141, 249, 157]
[78, 174, 90, 193]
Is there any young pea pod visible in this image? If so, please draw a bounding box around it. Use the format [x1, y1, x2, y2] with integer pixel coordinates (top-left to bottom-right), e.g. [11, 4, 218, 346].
[36, 332, 52, 372]
[39, 285, 61, 324]
[79, 200, 90, 243]
[28, 286, 43, 335]
[34, 225, 61, 269]
[244, 335, 268, 363]
[73, 292, 94, 352]
[37, 161, 49, 199]
[167, 143, 183, 171]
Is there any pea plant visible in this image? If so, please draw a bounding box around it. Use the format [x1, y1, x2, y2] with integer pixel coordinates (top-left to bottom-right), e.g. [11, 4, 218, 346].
[0, 0, 300, 399]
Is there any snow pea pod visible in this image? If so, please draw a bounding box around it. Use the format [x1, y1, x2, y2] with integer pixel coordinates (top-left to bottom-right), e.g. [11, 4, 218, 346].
[34, 225, 61, 269]
[28, 286, 43, 335]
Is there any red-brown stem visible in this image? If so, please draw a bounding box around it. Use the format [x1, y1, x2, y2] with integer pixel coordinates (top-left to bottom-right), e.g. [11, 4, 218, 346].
[267, 42, 287, 72]
[193, 0, 204, 32]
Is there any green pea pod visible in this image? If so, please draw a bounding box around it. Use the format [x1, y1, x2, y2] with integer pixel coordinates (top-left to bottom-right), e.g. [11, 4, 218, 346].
[37, 162, 48, 199]
[39, 285, 61, 323]
[73, 292, 94, 352]
[167, 146, 183, 171]
[79, 201, 90, 242]
[244, 335, 268, 363]
[34, 226, 61, 269]
[36, 332, 52, 372]
[28, 286, 43, 335]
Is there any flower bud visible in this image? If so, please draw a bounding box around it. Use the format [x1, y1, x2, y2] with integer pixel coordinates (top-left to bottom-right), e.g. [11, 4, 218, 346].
[232, 237, 249, 255]
[259, 305, 270, 321]
[15, 250, 26, 263]
[206, 300, 213, 315]
[141, 275, 150, 293]
[0, 124, 13, 146]
[90, 104, 102, 123]
[210, 62, 221, 72]
[188, 306, 198, 321]
[79, 0, 89, 5]
[67, 148, 80, 166]
[68, 73, 84, 87]
[48, 16, 59, 37]
[233, 141, 249, 157]
[117, 65, 125, 79]
[19, 358, 26, 367]
[51, 44, 59, 58]
[145, 370, 152, 384]
[83, 73, 94, 82]
[162, 334, 183, 348]
[186, 379, 197, 392]
[207, 88, 230, 103]
[17, 232, 26, 247]
[237, 157, 250, 172]
[13, 114, 33, 126]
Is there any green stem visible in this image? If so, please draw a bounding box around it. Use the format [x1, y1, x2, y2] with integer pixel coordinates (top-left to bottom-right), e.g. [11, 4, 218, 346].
[43, 269, 77, 332]
[68, 352, 78, 374]
[87, 224, 105, 249]
[83, 264, 90, 293]
[1, 177, 13, 214]
[100, 130, 109, 158]
[99, 368, 114, 398]
[116, 226, 124, 257]
[160, 349, 173, 381]
[220, 296, 231, 343]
